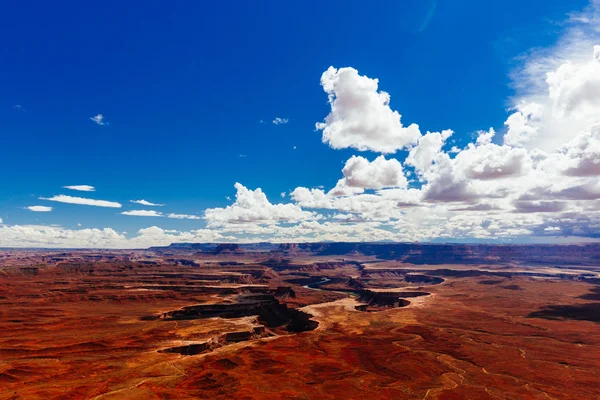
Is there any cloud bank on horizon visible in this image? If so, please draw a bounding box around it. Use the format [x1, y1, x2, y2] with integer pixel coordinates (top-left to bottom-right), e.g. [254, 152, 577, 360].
[2, 1, 600, 248]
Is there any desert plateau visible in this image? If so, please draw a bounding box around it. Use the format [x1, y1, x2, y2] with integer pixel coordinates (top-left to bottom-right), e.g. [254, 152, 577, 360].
[1, 243, 600, 399]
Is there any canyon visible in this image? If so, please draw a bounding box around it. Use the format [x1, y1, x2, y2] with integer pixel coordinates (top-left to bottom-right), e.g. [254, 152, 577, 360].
[1, 243, 600, 399]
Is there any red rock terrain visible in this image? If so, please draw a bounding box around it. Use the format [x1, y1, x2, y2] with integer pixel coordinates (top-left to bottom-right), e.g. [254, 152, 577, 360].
[1, 245, 600, 399]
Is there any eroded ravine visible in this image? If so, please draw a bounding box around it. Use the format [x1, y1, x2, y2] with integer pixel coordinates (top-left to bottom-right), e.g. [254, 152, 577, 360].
[153, 266, 445, 359]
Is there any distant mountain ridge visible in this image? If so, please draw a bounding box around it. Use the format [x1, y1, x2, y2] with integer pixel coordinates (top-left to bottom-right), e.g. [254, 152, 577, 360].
[149, 242, 600, 266]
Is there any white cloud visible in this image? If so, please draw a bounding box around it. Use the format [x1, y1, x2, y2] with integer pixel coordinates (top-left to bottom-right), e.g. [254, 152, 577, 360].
[475, 128, 495, 146]
[63, 185, 95, 192]
[205, 183, 320, 227]
[0, 225, 126, 248]
[420, 153, 480, 203]
[453, 142, 531, 181]
[291, 187, 333, 209]
[26, 206, 52, 212]
[281, 5, 600, 243]
[505, 4, 600, 151]
[503, 102, 544, 147]
[121, 210, 163, 217]
[167, 213, 201, 220]
[273, 117, 289, 125]
[0, 225, 232, 249]
[329, 155, 408, 196]
[121, 210, 200, 219]
[130, 199, 164, 206]
[405, 130, 453, 174]
[42, 195, 121, 208]
[315, 66, 421, 153]
[559, 123, 600, 176]
[90, 114, 107, 126]
[547, 45, 600, 119]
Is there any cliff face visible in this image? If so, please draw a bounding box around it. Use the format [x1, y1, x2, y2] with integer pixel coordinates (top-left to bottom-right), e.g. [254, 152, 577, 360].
[153, 242, 600, 265]
[211, 243, 241, 254]
[272, 242, 600, 265]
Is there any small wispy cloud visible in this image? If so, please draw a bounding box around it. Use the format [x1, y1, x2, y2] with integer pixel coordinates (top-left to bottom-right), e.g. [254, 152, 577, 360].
[273, 117, 289, 125]
[121, 210, 162, 217]
[90, 114, 108, 126]
[130, 199, 164, 207]
[239, 154, 247, 158]
[120, 210, 200, 220]
[42, 195, 121, 208]
[167, 213, 201, 220]
[26, 205, 52, 212]
[280, 192, 286, 198]
[63, 185, 95, 192]
[14, 104, 26, 112]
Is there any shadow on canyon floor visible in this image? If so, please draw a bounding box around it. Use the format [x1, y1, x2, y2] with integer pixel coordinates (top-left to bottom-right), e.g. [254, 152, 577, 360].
[528, 302, 600, 323]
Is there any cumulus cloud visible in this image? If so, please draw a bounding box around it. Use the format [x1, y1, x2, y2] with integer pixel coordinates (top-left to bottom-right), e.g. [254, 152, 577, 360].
[63, 185, 95, 192]
[130, 199, 164, 206]
[315, 66, 421, 153]
[90, 114, 107, 126]
[330, 155, 408, 196]
[547, 45, 600, 119]
[503, 103, 544, 148]
[505, 5, 600, 151]
[205, 183, 320, 227]
[475, 128, 495, 146]
[291, 187, 333, 209]
[42, 195, 121, 208]
[559, 123, 600, 176]
[292, 186, 414, 222]
[26, 206, 53, 212]
[285, 4, 600, 244]
[405, 130, 453, 174]
[273, 117, 288, 125]
[421, 153, 480, 203]
[454, 142, 531, 181]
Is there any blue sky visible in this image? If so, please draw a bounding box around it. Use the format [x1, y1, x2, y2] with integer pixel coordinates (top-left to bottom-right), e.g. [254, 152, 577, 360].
[1, 0, 600, 247]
